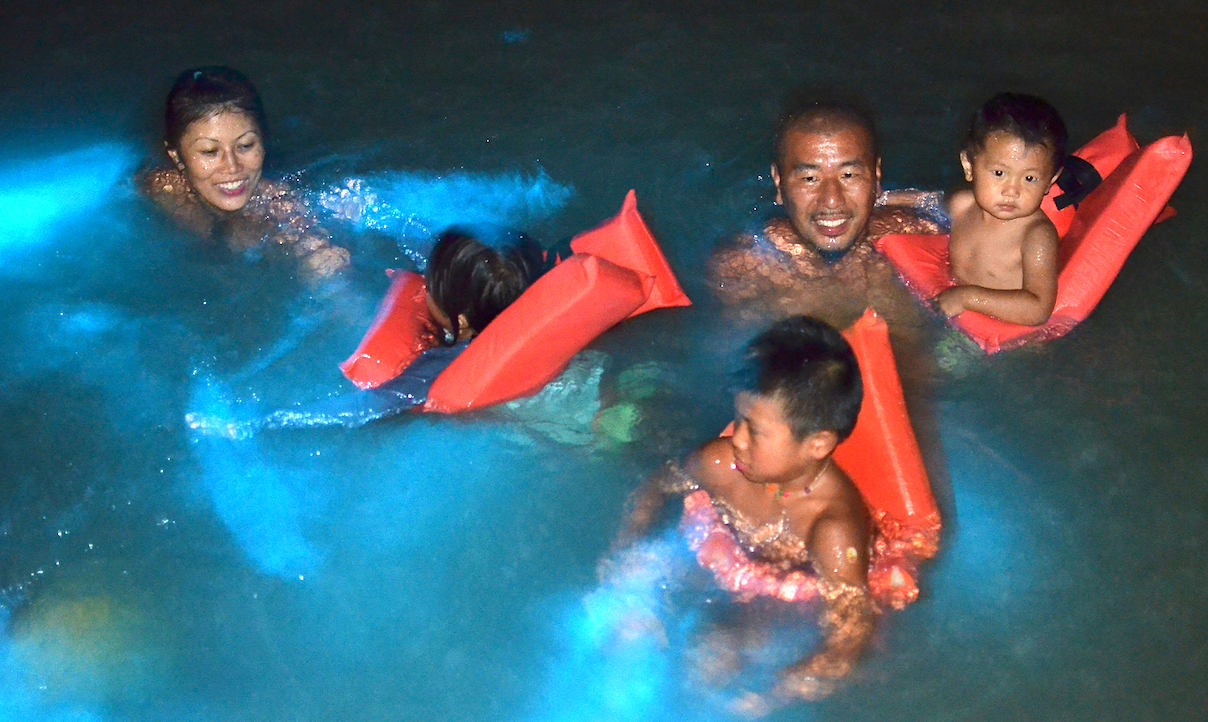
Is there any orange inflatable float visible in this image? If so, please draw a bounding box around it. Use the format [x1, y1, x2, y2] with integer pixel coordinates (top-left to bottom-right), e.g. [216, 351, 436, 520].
[876, 116, 1192, 353]
[339, 190, 691, 411]
[685, 309, 940, 610]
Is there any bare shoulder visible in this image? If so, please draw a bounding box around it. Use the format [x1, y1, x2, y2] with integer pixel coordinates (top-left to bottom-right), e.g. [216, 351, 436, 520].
[707, 229, 780, 305]
[685, 437, 738, 493]
[138, 167, 190, 204]
[1022, 212, 1060, 251]
[947, 189, 976, 217]
[807, 466, 871, 582]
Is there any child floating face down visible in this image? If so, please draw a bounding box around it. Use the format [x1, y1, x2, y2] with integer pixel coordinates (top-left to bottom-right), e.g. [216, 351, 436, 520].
[186, 227, 544, 436]
[936, 93, 1067, 326]
[317, 226, 545, 423]
[616, 316, 874, 709]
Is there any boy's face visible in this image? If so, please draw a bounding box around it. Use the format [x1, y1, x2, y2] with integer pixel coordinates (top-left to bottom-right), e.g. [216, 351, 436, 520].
[730, 392, 824, 486]
[960, 131, 1060, 222]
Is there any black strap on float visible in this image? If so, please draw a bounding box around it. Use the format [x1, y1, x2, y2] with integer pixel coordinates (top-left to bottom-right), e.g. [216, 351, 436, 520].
[544, 235, 575, 271]
[1052, 155, 1102, 210]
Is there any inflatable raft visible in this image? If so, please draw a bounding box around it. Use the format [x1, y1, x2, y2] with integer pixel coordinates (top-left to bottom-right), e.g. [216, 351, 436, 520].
[876, 115, 1193, 353]
[339, 190, 691, 412]
[686, 309, 940, 610]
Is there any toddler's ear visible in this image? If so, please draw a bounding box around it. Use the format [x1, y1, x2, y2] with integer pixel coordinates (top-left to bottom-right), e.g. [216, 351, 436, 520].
[959, 151, 974, 182]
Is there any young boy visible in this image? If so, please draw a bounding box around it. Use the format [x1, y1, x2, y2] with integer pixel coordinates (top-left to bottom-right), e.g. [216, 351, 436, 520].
[936, 93, 1067, 326]
[616, 316, 873, 707]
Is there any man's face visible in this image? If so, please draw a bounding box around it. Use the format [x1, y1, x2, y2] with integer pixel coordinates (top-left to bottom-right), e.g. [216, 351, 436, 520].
[771, 123, 881, 254]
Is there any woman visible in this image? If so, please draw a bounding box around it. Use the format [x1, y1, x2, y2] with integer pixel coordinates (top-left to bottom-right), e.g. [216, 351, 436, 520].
[140, 66, 349, 279]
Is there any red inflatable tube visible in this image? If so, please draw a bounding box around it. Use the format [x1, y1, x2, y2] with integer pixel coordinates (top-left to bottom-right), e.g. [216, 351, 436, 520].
[338, 269, 434, 389]
[833, 309, 937, 529]
[426, 254, 650, 412]
[339, 191, 691, 409]
[878, 125, 1193, 353]
[706, 309, 940, 609]
[570, 189, 692, 317]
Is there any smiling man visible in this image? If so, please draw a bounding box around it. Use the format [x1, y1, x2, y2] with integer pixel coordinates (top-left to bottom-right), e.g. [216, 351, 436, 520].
[709, 103, 939, 337]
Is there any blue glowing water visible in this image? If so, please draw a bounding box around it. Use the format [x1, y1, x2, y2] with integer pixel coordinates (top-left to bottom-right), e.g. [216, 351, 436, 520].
[2, 1, 1207, 721]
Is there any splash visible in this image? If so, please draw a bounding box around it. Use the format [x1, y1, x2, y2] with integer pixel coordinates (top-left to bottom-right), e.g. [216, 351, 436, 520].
[317, 169, 572, 265]
[526, 535, 688, 722]
[0, 142, 137, 251]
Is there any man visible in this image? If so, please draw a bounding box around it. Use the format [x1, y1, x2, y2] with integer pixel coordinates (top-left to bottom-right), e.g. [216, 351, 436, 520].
[709, 104, 939, 341]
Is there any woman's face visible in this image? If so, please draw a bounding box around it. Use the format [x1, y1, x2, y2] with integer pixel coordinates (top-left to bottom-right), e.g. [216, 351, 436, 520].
[168, 110, 265, 212]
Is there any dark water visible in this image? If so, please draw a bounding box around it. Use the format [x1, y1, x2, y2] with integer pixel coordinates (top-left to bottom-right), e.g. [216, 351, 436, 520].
[1, 1, 1206, 720]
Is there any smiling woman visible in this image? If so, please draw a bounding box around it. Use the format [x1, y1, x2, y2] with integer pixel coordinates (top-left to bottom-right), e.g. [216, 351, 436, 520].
[139, 67, 349, 279]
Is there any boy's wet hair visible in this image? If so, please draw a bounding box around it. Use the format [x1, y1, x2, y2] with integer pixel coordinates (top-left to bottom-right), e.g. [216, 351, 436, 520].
[773, 99, 879, 168]
[735, 316, 863, 442]
[964, 93, 1067, 172]
[164, 66, 268, 151]
[425, 226, 544, 343]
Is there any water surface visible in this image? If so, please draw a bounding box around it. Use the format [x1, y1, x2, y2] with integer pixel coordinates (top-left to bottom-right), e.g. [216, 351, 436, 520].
[1, 1, 1205, 720]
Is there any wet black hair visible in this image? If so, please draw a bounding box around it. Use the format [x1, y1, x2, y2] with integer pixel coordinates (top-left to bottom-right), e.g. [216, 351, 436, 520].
[734, 316, 863, 442]
[164, 66, 268, 151]
[425, 225, 544, 343]
[773, 100, 879, 169]
[964, 93, 1067, 173]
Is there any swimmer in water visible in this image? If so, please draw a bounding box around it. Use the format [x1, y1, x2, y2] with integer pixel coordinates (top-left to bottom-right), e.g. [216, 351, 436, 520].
[139, 66, 350, 280]
[935, 93, 1066, 326]
[708, 101, 941, 333]
[187, 225, 544, 435]
[616, 316, 873, 711]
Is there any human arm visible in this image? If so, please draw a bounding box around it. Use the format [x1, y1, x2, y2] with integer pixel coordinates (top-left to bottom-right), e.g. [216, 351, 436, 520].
[612, 454, 706, 551]
[934, 221, 1059, 325]
[260, 182, 352, 279]
[773, 513, 874, 702]
[867, 190, 946, 240]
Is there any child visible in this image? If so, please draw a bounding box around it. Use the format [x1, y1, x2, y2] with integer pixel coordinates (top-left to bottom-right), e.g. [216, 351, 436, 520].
[616, 316, 873, 708]
[425, 225, 544, 347]
[186, 226, 543, 435]
[936, 93, 1067, 326]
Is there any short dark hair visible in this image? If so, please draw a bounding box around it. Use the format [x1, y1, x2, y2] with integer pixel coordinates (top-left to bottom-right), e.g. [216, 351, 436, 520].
[964, 93, 1067, 172]
[425, 226, 544, 342]
[773, 101, 879, 169]
[735, 316, 863, 441]
[164, 67, 268, 151]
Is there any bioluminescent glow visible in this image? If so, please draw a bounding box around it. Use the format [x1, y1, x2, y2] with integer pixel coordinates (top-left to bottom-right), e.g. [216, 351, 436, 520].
[930, 426, 1053, 616]
[0, 143, 137, 251]
[317, 169, 572, 263]
[0, 604, 110, 722]
[527, 535, 685, 722]
[524, 531, 822, 722]
[187, 376, 323, 578]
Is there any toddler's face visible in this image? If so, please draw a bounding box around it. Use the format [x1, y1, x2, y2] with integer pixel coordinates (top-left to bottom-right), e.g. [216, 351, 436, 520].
[960, 131, 1059, 221]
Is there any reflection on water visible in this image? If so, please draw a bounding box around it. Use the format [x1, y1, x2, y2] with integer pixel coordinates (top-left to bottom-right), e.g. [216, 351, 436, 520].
[2, 1, 1207, 720]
